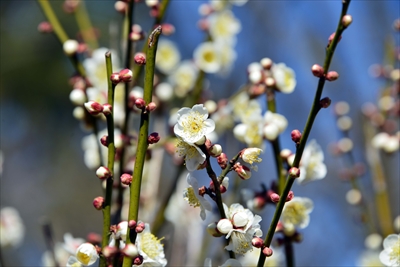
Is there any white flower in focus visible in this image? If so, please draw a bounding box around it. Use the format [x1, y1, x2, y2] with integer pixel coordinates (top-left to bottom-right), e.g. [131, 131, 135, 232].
[271, 63, 296, 94]
[208, 10, 241, 44]
[75, 243, 99, 266]
[223, 203, 263, 254]
[281, 197, 313, 234]
[0, 207, 25, 248]
[174, 104, 215, 144]
[156, 39, 180, 74]
[169, 60, 198, 96]
[136, 223, 167, 267]
[183, 174, 212, 220]
[175, 138, 206, 171]
[242, 148, 263, 171]
[297, 140, 327, 185]
[193, 42, 221, 73]
[379, 234, 400, 266]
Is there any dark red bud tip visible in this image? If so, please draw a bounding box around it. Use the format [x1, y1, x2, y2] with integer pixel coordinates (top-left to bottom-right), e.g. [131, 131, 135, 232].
[291, 129, 302, 144]
[320, 97, 332, 109]
[148, 132, 160, 144]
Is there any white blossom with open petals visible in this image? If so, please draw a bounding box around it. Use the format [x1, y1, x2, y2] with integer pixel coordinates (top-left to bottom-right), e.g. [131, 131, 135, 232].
[297, 140, 327, 185]
[169, 60, 198, 96]
[223, 203, 263, 254]
[193, 42, 222, 73]
[136, 223, 167, 267]
[156, 39, 180, 74]
[183, 174, 212, 220]
[233, 114, 264, 148]
[281, 197, 313, 235]
[208, 10, 241, 45]
[241, 148, 263, 171]
[174, 104, 215, 144]
[379, 234, 400, 266]
[271, 63, 296, 94]
[175, 138, 206, 171]
[263, 111, 288, 141]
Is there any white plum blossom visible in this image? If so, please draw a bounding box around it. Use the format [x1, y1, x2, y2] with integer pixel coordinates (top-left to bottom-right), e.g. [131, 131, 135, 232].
[233, 114, 264, 148]
[0, 207, 25, 248]
[175, 138, 206, 171]
[74, 243, 99, 266]
[241, 148, 263, 171]
[271, 63, 296, 94]
[174, 104, 215, 144]
[281, 197, 313, 235]
[193, 42, 222, 73]
[136, 223, 167, 267]
[155, 39, 180, 74]
[208, 10, 241, 45]
[183, 174, 212, 220]
[222, 203, 263, 254]
[296, 140, 327, 185]
[263, 111, 288, 141]
[169, 60, 198, 96]
[357, 250, 384, 267]
[379, 234, 400, 266]
[42, 233, 85, 266]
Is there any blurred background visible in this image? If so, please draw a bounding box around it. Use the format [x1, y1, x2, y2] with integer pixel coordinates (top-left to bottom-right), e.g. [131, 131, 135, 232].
[1, 0, 399, 266]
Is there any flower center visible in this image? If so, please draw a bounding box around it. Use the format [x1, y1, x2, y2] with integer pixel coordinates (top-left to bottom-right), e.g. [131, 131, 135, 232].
[230, 231, 251, 254]
[176, 139, 198, 160]
[284, 202, 307, 225]
[183, 187, 201, 208]
[389, 240, 400, 264]
[181, 111, 204, 136]
[203, 51, 215, 63]
[76, 251, 91, 265]
[140, 232, 163, 260]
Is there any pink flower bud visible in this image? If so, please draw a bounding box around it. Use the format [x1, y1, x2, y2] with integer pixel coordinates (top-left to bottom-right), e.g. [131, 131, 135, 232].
[286, 191, 294, 202]
[114, 1, 127, 13]
[234, 163, 251, 180]
[93, 196, 104, 210]
[260, 57, 273, 70]
[102, 104, 113, 116]
[288, 167, 300, 178]
[220, 184, 227, 194]
[217, 153, 228, 169]
[291, 129, 302, 144]
[262, 247, 273, 257]
[133, 255, 144, 266]
[120, 173, 132, 185]
[209, 144, 222, 157]
[135, 222, 145, 233]
[320, 97, 332, 109]
[122, 243, 139, 258]
[270, 193, 280, 203]
[146, 102, 157, 112]
[84, 101, 104, 115]
[161, 23, 175, 35]
[38, 21, 52, 33]
[328, 33, 342, 47]
[311, 64, 324, 77]
[110, 73, 121, 84]
[128, 220, 137, 229]
[326, 71, 339, 81]
[134, 52, 146, 65]
[102, 246, 117, 258]
[148, 132, 160, 144]
[96, 166, 112, 180]
[100, 135, 109, 147]
[119, 69, 133, 83]
[135, 98, 146, 109]
[252, 237, 264, 248]
[342, 15, 353, 28]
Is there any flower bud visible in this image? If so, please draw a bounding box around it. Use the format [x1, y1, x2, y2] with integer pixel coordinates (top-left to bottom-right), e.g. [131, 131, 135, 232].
[122, 243, 139, 258]
[114, 1, 127, 13]
[72, 107, 85, 120]
[234, 163, 251, 180]
[327, 33, 342, 47]
[291, 130, 302, 144]
[326, 71, 339, 81]
[262, 247, 273, 257]
[217, 219, 233, 234]
[102, 246, 117, 258]
[342, 15, 353, 28]
[135, 222, 145, 233]
[148, 132, 160, 144]
[286, 191, 294, 202]
[128, 220, 137, 229]
[264, 77, 276, 87]
[96, 166, 112, 180]
[93, 196, 104, 210]
[288, 167, 300, 178]
[252, 237, 264, 248]
[145, 0, 158, 7]
[63, 39, 79, 55]
[270, 193, 280, 203]
[38, 21, 53, 33]
[76, 243, 99, 266]
[133, 255, 144, 266]
[110, 73, 121, 84]
[134, 52, 146, 65]
[69, 89, 86, 106]
[209, 144, 222, 157]
[120, 173, 133, 185]
[232, 212, 249, 228]
[260, 57, 273, 70]
[100, 135, 109, 147]
[135, 98, 146, 109]
[161, 23, 175, 35]
[102, 104, 112, 116]
[217, 153, 228, 169]
[146, 102, 157, 112]
[320, 97, 332, 109]
[311, 64, 324, 77]
[119, 69, 133, 83]
[84, 101, 104, 115]
[207, 222, 223, 237]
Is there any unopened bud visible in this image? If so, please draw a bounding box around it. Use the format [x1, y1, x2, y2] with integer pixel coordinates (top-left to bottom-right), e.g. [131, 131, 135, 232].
[194, 136, 207, 146]
[110, 73, 121, 84]
[38, 21, 53, 33]
[69, 89, 86, 106]
[133, 255, 144, 266]
[148, 132, 160, 144]
[100, 135, 109, 147]
[311, 64, 324, 77]
[342, 15, 353, 28]
[270, 193, 280, 203]
[119, 69, 133, 82]
[209, 144, 222, 157]
[286, 191, 294, 202]
[328, 33, 342, 47]
[217, 219, 233, 234]
[102, 104, 112, 116]
[263, 247, 273, 257]
[252, 237, 264, 248]
[135, 222, 145, 233]
[234, 163, 251, 180]
[145, 0, 158, 7]
[120, 173, 133, 185]
[161, 23, 175, 35]
[320, 97, 332, 109]
[291, 130, 302, 144]
[232, 212, 249, 228]
[288, 167, 300, 178]
[260, 57, 273, 70]
[122, 243, 139, 258]
[114, 1, 127, 13]
[84, 101, 104, 115]
[265, 77, 276, 87]
[134, 52, 146, 65]
[217, 153, 228, 169]
[102, 246, 117, 258]
[96, 166, 112, 180]
[135, 98, 146, 109]
[326, 71, 339, 81]
[93, 196, 104, 210]
[128, 220, 137, 229]
[63, 39, 79, 55]
[146, 102, 157, 112]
